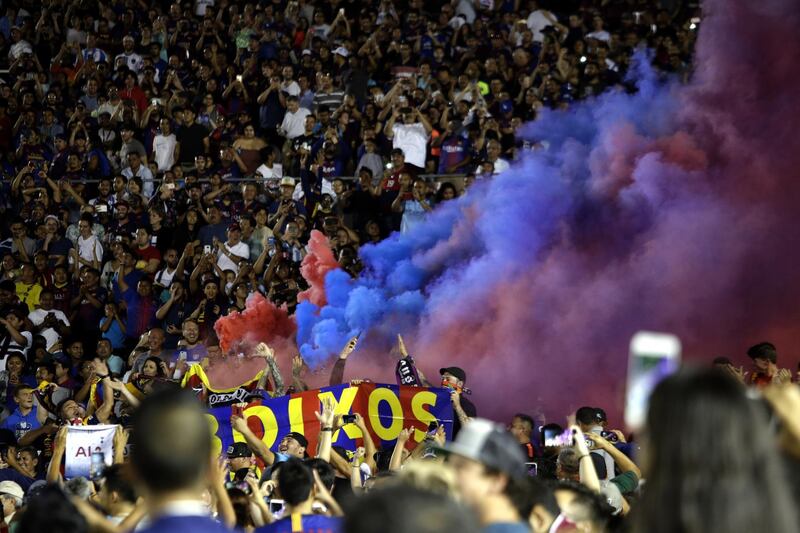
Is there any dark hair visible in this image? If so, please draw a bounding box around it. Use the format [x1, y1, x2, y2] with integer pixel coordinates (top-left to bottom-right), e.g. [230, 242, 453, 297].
[344, 485, 480, 533]
[523, 477, 560, 520]
[575, 406, 600, 426]
[277, 458, 314, 506]
[514, 413, 535, 430]
[17, 485, 88, 533]
[553, 480, 614, 529]
[746, 342, 777, 363]
[130, 388, 211, 494]
[102, 464, 137, 503]
[305, 458, 335, 492]
[227, 487, 254, 528]
[143, 356, 166, 376]
[631, 368, 799, 533]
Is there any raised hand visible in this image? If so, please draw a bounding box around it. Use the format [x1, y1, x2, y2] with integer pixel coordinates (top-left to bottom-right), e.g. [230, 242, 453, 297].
[315, 398, 336, 428]
[254, 342, 275, 360]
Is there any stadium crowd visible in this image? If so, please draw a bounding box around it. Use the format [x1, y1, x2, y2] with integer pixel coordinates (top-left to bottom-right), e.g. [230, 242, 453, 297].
[2, 0, 792, 532]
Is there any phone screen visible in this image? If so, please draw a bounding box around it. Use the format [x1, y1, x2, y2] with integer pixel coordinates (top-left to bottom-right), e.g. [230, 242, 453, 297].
[624, 332, 681, 430]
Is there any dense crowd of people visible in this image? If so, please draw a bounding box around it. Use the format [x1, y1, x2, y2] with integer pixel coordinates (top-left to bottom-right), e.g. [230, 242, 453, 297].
[4, 0, 790, 532]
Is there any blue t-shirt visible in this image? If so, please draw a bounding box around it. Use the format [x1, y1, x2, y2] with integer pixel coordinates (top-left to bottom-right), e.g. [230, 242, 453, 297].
[1, 406, 41, 441]
[255, 513, 341, 533]
[100, 317, 127, 350]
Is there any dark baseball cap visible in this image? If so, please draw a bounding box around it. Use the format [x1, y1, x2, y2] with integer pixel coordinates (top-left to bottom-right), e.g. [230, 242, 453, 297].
[226, 442, 252, 458]
[285, 431, 308, 448]
[434, 418, 526, 478]
[439, 367, 467, 383]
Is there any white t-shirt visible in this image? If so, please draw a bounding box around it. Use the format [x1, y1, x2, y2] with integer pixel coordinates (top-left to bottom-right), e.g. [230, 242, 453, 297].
[0, 331, 32, 373]
[280, 108, 311, 139]
[195, 0, 215, 15]
[153, 133, 178, 172]
[526, 10, 556, 42]
[281, 81, 301, 96]
[492, 158, 510, 175]
[454, 0, 476, 24]
[391, 123, 429, 168]
[586, 30, 611, 42]
[154, 267, 179, 288]
[256, 163, 283, 188]
[77, 234, 104, 263]
[217, 241, 250, 274]
[28, 309, 70, 351]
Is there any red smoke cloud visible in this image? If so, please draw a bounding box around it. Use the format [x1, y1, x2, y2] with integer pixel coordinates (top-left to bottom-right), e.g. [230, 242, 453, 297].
[298, 230, 339, 307]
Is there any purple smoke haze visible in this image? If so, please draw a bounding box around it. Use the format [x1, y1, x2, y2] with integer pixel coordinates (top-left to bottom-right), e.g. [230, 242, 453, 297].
[293, 0, 800, 423]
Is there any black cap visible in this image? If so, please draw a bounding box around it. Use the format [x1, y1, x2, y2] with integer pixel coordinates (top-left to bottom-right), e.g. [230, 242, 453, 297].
[439, 367, 467, 383]
[434, 418, 526, 478]
[226, 442, 252, 458]
[285, 431, 308, 448]
[594, 407, 607, 423]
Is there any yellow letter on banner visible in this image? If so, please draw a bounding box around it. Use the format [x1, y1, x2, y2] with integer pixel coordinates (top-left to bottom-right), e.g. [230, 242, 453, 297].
[411, 390, 438, 442]
[368, 388, 404, 441]
[288, 397, 305, 436]
[207, 414, 223, 456]
[235, 406, 279, 450]
[318, 386, 361, 440]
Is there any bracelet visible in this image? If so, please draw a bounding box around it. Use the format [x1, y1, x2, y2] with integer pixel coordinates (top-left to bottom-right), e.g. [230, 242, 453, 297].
[321, 427, 333, 432]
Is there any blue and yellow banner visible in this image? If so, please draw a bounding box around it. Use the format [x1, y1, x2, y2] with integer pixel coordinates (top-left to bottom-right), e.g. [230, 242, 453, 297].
[206, 382, 454, 456]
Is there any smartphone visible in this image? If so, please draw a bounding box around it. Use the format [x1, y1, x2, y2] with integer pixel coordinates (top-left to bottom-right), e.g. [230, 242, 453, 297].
[600, 430, 619, 443]
[385, 162, 394, 170]
[525, 462, 538, 477]
[166, 183, 176, 190]
[95, 204, 108, 213]
[267, 498, 285, 517]
[342, 414, 357, 424]
[236, 74, 243, 82]
[544, 429, 574, 448]
[115, 235, 123, 242]
[203, 244, 212, 254]
[426, 420, 439, 437]
[89, 451, 105, 480]
[151, 98, 161, 106]
[624, 331, 681, 430]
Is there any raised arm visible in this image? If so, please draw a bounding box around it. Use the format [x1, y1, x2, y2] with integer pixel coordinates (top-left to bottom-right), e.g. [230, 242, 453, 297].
[231, 414, 276, 465]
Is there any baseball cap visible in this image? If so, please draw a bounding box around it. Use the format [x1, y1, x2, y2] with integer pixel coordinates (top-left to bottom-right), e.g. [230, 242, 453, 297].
[333, 46, 349, 57]
[285, 431, 308, 448]
[434, 418, 526, 478]
[228, 222, 241, 232]
[226, 442, 252, 458]
[594, 407, 607, 423]
[439, 366, 466, 383]
[280, 177, 295, 188]
[0, 480, 24, 500]
[301, 49, 313, 56]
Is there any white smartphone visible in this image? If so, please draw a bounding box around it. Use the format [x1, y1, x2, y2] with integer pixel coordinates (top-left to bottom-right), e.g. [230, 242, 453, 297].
[624, 331, 681, 430]
[203, 244, 212, 254]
